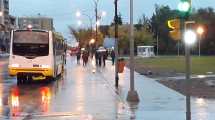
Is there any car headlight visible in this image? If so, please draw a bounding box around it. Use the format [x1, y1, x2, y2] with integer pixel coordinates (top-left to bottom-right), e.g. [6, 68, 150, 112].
[11, 64, 20, 68]
[41, 65, 50, 68]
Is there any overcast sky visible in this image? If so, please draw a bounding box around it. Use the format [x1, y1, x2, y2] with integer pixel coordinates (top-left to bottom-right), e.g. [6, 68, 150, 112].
[10, 0, 215, 42]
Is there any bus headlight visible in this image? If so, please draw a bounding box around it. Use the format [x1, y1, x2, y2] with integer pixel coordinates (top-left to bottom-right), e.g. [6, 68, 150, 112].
[41, 65, 50, 68]
[11, 64, 20, 68]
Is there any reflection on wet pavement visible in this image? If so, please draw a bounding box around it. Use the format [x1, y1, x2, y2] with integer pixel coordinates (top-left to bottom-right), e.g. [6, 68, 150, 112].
[8, 83, 56, 118]
[0, 57, 130, 120]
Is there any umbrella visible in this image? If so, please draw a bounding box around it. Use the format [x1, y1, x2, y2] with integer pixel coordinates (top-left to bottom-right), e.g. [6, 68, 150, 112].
[97, 47, 106, 52]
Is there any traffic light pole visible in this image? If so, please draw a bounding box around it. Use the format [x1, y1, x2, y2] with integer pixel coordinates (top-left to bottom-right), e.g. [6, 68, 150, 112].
[185, 1, 192, 120]
[185, 39, 191, 120]
[187, 2, 191, 120]
[178, 0, 192, 119]
[182, 16, 191, 120]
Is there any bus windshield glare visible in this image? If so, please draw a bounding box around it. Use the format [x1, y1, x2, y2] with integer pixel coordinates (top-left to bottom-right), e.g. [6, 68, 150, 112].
[13, 31, 49, 57]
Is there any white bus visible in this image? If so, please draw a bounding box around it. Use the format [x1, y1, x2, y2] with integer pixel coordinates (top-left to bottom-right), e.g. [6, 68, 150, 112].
[8, 29, 65, 84]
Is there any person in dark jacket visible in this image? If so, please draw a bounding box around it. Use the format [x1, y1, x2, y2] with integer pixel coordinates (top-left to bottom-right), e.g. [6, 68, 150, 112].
[95, 51, 99, 66]
[98, 52, 102, 67]
[111, 50, 115, 65]
[82, 50, 89, 66]
[102, 51, 108, 67]
[76, 50, 81, 64]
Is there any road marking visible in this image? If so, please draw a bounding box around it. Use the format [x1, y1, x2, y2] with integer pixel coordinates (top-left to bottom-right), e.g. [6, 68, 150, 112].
[10, 112, 83, 118]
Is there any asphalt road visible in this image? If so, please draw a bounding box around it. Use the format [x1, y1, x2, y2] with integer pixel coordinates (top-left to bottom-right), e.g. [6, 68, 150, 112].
[0, 57, 130, 120]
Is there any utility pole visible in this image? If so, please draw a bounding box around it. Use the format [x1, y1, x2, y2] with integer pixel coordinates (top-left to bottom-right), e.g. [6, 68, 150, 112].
[199, 36, 201, 57]
[156, 34, 159, 56]
[126, 0, 139, 102]
[177, 41, 180, 56]
[94, 0, 99, 47]
[114, 0, 119, 87]
[95, 5, 98, 47]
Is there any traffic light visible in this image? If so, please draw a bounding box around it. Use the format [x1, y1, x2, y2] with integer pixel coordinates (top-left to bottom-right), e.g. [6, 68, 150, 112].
[178, 0, 191, 18]
[168, 19, 181, 40]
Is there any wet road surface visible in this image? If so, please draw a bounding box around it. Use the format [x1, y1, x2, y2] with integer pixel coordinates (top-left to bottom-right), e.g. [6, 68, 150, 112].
[0, 57, 130, 120]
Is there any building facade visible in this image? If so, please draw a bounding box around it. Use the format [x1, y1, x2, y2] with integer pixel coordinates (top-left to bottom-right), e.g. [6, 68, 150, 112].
[0, 0, 15, 52]
[0, 0, 9, 26]
[18, 17, 54, 31]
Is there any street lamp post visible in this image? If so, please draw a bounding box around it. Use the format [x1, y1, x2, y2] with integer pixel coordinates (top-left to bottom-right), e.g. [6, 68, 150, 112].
[93, 0, 106, 48]
[198, 34, 201, 57]
[197, 26, 204, 57]
[76, 10, 96, 54]
[114, 0, 119, 87]
[76, 10, 94, 36]
[126, 0, 139, 102]
[77, 20, 82, 26]
[156, 34, 159, 56]
[94, 0, 99, 47]
[177, 41, 180, 56]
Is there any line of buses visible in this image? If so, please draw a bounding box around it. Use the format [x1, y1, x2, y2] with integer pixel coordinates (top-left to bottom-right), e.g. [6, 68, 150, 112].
[8, 28, 66, 84]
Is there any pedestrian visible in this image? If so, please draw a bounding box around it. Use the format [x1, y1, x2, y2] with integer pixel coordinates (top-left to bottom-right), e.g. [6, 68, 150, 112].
[98, 52, 102, 67]
[82, 50, 89, 66]
[64, 46, 67, 64]
[95, 51, 98, 65]
[102, 51, 108, 67]
[86, 51, 90, 63]
[111, 50, 115, 65]
[90, 49, 94, 59]
[76, 49, 81, 64]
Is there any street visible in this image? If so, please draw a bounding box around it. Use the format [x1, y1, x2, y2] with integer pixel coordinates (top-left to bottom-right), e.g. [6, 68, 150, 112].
[0, 0, 213, 120]
[1, 55, 215, 120]
[0, 56, 130, 120]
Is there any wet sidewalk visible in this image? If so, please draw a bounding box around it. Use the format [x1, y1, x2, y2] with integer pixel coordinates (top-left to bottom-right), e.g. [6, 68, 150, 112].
[97, 61, 186, 120]
[97, 60, 215, 120]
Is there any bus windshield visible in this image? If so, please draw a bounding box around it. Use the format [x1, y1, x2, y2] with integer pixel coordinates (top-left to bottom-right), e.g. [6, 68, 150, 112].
[13, 31, 49, 57]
